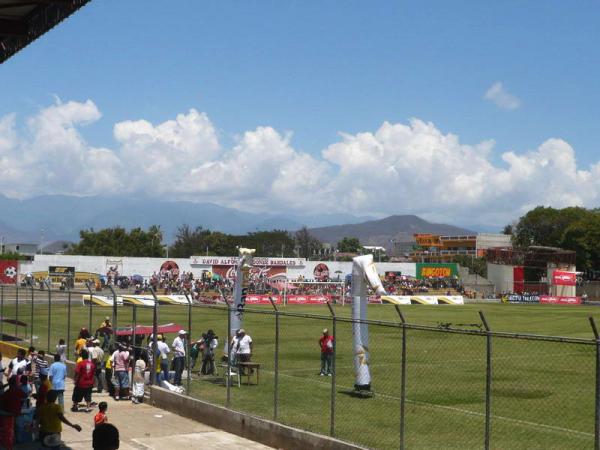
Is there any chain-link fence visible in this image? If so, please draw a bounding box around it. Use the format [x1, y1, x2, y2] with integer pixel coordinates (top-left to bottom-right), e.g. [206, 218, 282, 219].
[0, 284, 598, 449]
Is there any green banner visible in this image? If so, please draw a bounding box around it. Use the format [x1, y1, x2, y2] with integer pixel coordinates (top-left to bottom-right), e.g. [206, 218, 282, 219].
[416, 263, 458, 279]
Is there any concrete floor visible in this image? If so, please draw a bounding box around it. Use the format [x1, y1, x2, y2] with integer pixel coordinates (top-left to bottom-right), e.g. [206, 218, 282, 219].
[14, 371, 272, 449]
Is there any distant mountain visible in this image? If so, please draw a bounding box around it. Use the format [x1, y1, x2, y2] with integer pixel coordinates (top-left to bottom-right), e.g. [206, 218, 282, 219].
[0, 194, 371, 244]
[308, 215, 475, 251]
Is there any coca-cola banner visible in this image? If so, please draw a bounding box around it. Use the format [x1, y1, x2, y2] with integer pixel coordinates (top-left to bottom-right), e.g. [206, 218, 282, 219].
[540, 295, 581, 305]
[245, 295, 283, 305]
[0, 260, 18, 284]
[552, 270, 577, 286]
[212, 265, 287, 282]
[287, 295, 330, 304]
[241, 294, 331, 304]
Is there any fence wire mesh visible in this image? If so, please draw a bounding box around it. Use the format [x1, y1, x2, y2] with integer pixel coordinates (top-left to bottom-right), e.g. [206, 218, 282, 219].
[0, 284, 598, 450]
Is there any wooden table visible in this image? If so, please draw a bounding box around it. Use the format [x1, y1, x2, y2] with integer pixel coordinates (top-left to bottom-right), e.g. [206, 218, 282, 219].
[237, 362, 260, 385]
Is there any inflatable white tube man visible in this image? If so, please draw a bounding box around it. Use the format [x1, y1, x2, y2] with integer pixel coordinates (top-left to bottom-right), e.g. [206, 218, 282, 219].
[352, 254, 386, 392]
[227, 248, 255, 356]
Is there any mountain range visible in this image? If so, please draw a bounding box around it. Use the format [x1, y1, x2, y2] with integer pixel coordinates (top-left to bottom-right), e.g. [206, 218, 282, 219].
[308, 215, 473, 250]
[0, 195, 477, 248]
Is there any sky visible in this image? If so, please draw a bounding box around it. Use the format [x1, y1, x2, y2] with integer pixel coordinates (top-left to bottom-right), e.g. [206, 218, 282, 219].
[1, 0, 600, 228]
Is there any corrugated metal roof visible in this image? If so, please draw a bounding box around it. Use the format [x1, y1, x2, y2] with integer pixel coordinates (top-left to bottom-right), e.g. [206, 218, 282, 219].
[0, 0, 91, 64]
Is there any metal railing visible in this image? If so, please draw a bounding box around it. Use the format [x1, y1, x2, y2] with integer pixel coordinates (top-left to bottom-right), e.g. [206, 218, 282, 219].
[0, 284, 597, 449]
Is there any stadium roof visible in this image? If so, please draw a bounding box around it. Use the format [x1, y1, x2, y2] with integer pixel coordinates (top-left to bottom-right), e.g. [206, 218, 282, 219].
[0, 0, 90, 64]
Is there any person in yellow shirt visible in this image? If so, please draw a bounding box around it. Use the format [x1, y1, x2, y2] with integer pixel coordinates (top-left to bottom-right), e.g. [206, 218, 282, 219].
[38, 390, 81, 448]
[75, 328, 90, 357]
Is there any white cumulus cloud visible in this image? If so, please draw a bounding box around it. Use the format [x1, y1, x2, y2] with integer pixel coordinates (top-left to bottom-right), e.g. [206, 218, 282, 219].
[0, 98, 598, 227]
[484, 82, 521, 110]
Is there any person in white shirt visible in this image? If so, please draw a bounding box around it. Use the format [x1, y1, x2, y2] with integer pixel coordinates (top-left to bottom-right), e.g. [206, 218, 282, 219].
[7, 348, 28, 378]
[156, 335, 171, 382]
[234, 329, 253, 375]
[90, 339, 105, 393]
[171, 330, 187, 386]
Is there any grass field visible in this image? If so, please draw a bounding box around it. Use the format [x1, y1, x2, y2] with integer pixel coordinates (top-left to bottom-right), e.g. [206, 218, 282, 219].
[1, 291, 599, 449]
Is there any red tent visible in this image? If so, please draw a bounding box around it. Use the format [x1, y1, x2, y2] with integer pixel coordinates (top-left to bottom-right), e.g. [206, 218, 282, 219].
[115, 323, 183, 336]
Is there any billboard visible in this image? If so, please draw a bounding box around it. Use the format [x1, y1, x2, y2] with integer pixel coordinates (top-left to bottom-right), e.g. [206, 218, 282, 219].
[0, 260, 18, 284]
[416, 263, 458, 279]
[540, 295, 581, 305]
[552, 270, 577, 286]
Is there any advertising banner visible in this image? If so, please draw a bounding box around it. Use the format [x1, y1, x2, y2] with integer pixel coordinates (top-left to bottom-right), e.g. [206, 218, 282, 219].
[506, 294, 540, 304]
[245, 295, 282, 305]
[48, 266, 75, 278]
[213, 265, 287, 282]
[239, 294, 330, 304]
[416, 263, 458, 279]
[286, 295, 331, 304]
[540, 295, 581, 305]
[552, 270, 577, 286]
[0, 260, 18, 284]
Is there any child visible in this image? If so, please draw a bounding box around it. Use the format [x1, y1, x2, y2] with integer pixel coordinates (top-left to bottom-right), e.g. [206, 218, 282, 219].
[38, 390, 82, 449]
[94, 401, 108, 427]
[56, 339, 67, 362]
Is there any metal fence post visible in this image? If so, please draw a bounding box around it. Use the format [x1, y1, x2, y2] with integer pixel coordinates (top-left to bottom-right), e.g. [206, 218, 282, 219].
[66, 284, 72, 358]
[0, 285, 4, 339]
[394, 305, 407, 450]
[86, 282, 93, 333]
[30, 285, 34, 346]
[132, 304, 137, 348]
[15, 284, 19, 340]
[326, 302, 337, 437]
[184, 292, 192, 395]
[589, 317, 600, 450]
[45, 281, 51, 352]
[148, 287, 159, 388]
[479, 311, 492, 450]
[106, 285, 118, 347]
[269, 297, 279, 421]
[225, 296, 232, 408]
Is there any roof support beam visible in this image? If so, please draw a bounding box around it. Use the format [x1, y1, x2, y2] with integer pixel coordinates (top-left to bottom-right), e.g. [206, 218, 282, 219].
[0, 18, 27, 36]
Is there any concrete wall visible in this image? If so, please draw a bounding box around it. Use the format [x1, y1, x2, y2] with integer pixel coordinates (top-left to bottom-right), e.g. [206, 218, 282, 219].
[150, 386, 365, 450]
[19, 254, 417, 281]
[486, 263, 514, 294]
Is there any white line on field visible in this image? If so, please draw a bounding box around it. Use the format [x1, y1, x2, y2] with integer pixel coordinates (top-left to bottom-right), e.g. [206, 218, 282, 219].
[267, 370, 593, 439]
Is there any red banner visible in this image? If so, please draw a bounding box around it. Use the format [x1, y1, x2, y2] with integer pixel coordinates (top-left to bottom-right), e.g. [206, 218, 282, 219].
[245, 295, 282, 305]
[552, 270, 577, 286]
[513, 266, 524, 293]
[286, 295, 330, 304]
[540, 295, 581, 305]
[0, 260, 18, 284]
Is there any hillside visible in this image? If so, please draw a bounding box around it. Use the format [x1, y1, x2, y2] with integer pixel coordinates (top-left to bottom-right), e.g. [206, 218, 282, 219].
[308, 215, 474, 250]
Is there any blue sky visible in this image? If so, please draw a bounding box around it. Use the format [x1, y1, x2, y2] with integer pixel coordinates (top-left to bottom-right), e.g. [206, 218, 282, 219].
[1, 1, 599, 225]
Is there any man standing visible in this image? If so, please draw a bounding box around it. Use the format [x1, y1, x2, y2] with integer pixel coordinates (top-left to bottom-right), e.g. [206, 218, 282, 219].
[171, 330, 187, 386]
[71, 349, 95, 412]
[33, 350, 49, 392]
[90, 339, 105, 393]
[48, 354, 67, 410]
[156, 335, 171, 383]
[235, 329, 252, 375]
[7, 348, 28, 378]
[319, 328, 334, 376]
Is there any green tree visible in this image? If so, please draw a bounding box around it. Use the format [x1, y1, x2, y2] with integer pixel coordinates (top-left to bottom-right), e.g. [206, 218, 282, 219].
[337, 237, 361, 253]
[560, 215, 600, 272]
[294, 227, 322, 259]
[453, 255, 487, 277]
[70, 225, 164, 257]
[0, 252, 27, 261]
[512, 206, 591, 249]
